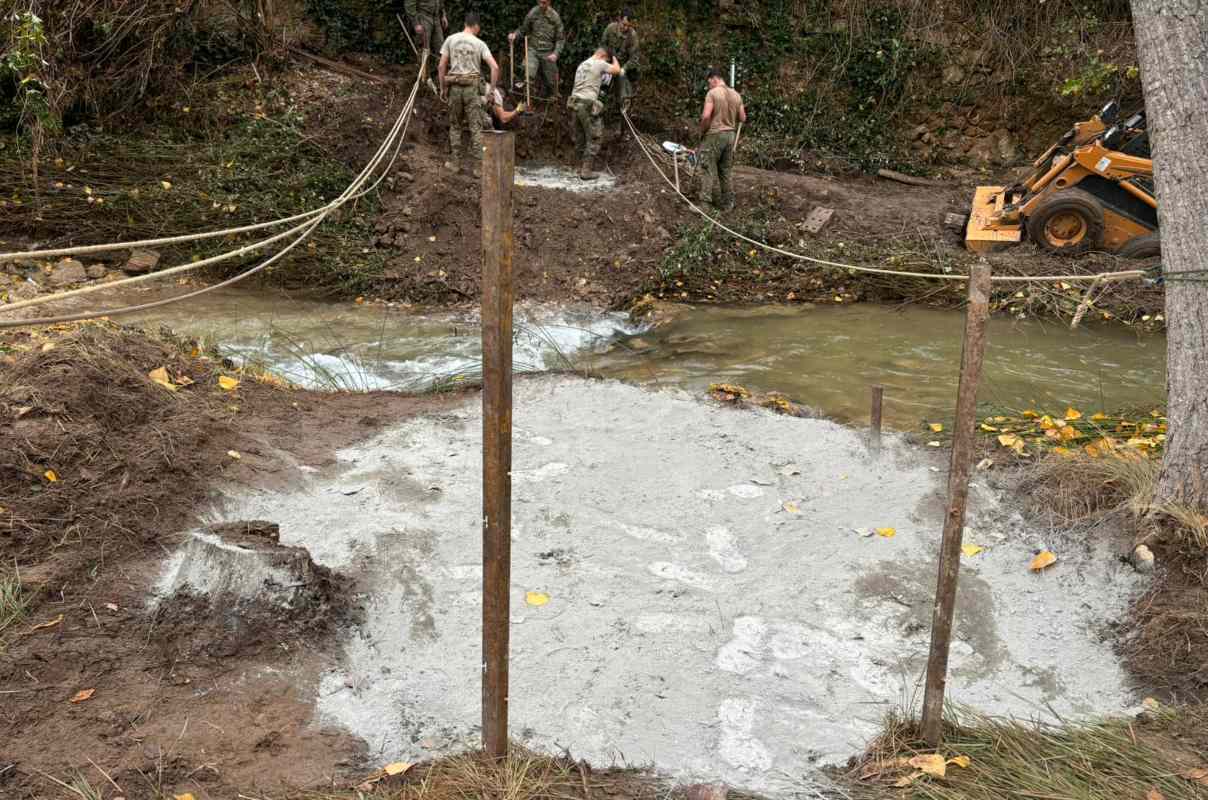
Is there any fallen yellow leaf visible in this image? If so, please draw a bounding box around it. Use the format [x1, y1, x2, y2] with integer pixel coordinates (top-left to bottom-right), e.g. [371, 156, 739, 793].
[1091, 412, 1108, 421]
[1065, 407, 1083, 420]
[384, 762, 411, 776]
[1059, 425, 1081, 441]
[70, 688, 95, 703]
[526, 591, 550, 606]
[782, 501, 801, 514]
[148, 366, 177, 391]
[979, 423, 998, 432]
[926, 440, 942, 447]
[1030, 550, 1057, 571]
[961, 544, 984, 557]
[175, 794, 196, 800]
[1039, 415, 1056, 430]
[218, 375, 240, 391]
[44, 469, 58, 482]
[1022, 409, 1039, 418]
[929, 423, 944, 433]
[160, 180, 172, 190]
[908, 753, 947, 778]
[1147, 789, 1165, 800]
[29, 614, 64, 632]
[1181, 768, 1208, 785]
[948, 755, 971, 769]
[227, 450, 241, 460]
[875, 527, 896, 539]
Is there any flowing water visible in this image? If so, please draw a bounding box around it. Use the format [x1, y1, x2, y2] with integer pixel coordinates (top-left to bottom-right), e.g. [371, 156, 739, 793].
[129, 290, 1164, 428]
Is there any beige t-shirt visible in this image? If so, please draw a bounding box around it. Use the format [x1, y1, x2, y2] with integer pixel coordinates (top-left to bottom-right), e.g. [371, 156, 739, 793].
[707, 85, 743, 133]
[571, 57, 612, 102]
[441, 31, 490, 78]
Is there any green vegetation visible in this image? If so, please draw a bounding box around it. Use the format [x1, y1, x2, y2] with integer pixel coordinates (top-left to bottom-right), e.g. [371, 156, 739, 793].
[848, 706, 1208, 800]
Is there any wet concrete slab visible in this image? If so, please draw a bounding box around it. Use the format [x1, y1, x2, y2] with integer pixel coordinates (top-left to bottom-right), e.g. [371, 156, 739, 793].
[200, 377, 1144, 794]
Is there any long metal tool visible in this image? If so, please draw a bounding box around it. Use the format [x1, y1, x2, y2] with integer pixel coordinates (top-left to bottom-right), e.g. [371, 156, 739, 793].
[480, 131, 516, 761]
[525, 37, 531, 109]
[920, 262, 992, 746]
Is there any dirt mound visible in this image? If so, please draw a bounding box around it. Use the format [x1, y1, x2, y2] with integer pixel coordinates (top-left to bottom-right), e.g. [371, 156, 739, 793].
[154, 520, 357, 659]
[0, 323, 233, 586]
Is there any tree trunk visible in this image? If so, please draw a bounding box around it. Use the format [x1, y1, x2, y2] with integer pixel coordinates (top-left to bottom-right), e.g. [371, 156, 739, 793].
[1131, 0, 1208, 513]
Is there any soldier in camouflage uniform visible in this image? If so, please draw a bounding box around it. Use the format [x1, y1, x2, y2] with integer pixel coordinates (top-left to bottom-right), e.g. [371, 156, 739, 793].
[439, 13, 499, 175]
[600, 8, 639, 111]
[568, 47, 621, 179]
[508, 0, 565, 99]
[405, 0, 446, 77]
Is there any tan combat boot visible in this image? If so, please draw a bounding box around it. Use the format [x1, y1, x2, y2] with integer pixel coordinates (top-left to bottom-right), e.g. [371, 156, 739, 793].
[578, 158, 595, 181]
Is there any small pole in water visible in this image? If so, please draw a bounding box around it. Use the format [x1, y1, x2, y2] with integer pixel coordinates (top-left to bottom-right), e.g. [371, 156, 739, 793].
[480, 130, 515, 761]
[869, 384, 883, 452]
[920, 262, 992, 747]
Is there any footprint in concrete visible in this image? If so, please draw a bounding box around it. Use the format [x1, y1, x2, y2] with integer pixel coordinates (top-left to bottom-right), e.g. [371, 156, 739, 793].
[513, 462, 569, 483]
[647, 562, 716, 591]
[717, 616, 767, 675]
[717, 697, 774, 772]
[726, 484, 765, 499]
[609, 520, 684, 545]
[706, 526, 748, 573]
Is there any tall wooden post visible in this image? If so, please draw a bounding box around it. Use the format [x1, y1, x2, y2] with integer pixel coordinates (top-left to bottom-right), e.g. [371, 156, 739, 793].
[481, 131, 515, 760]
[869, 384, 884, 452]
[920, 263, 992, 747]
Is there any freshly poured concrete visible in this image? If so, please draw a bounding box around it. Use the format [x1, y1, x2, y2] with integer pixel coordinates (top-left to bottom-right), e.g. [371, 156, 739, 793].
[207, 377, 1143, 794]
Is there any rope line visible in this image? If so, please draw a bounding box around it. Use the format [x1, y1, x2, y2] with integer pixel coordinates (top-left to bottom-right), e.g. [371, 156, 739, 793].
[0, 59, 428, 266]
[0, 56, 426, 330]
[620, 112, 1147, 287]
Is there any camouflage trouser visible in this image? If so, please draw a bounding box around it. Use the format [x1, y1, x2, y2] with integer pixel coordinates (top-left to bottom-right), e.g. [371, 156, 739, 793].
[569, 96, 603, 160]
[698, 130, 736, 208]
[525, 48, 560, 97]
[613, 68, 637, 104]
[414, 15, 444, 73]
[448, 83, 484, 161]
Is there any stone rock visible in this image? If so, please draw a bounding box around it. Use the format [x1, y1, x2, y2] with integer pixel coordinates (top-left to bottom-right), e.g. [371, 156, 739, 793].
[85, 264, 107, 280]
[910, 123, 929, 140]
[48, 258, 87, 286]
[992, 128, 1019, 164]
[10, 280, 39, 300]
[1131, 544, 1155, 574]
[942, 64, 966, 85]
[967, 136, 996, 164]
[125, 249, 161, 274]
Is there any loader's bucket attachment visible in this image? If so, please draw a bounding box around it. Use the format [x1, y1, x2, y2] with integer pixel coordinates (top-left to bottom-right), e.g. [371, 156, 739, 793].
[965, 185, 1023, 253]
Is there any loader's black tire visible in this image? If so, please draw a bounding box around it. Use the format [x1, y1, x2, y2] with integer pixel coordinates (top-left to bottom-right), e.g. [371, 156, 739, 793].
[1026, 188, 1106, 255]
[1118, 232, 1162, 260]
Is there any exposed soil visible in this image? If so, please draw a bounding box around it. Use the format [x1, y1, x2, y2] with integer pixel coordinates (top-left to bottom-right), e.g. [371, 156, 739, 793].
[0, 323, 465, 799]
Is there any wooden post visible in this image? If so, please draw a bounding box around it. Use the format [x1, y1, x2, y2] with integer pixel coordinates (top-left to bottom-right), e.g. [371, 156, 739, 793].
[481, 131, 515, 761]
[734, 121, 744, 153]
[869, 384, 883, 451]
[509, 37, 515, 91]
[524, 37, 531, 109]
[920, 263, 992, 747]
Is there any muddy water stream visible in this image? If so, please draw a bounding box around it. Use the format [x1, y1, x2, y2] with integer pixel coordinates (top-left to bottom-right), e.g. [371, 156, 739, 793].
[130, 290, 1164, 428]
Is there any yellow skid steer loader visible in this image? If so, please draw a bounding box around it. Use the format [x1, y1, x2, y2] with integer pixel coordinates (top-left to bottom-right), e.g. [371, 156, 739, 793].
[966, 101, 1159, 257]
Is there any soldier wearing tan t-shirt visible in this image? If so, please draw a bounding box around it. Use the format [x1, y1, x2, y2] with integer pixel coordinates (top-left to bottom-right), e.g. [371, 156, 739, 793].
[697, 69, 747, 210]
[438, 13, 499, 175]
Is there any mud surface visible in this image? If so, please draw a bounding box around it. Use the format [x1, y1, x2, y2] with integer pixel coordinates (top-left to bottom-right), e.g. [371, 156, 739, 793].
[0, 324, 463, 799]
[205, 377, 1146, 794]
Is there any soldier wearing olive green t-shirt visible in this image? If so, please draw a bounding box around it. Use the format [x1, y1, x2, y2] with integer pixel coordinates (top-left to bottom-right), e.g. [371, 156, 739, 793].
[697, 68, 747, 210]
[600, 9, 639, 110]
[405, 0, 446, 79]
[439, 13, 500, 174]
[508, 0, 566, 99]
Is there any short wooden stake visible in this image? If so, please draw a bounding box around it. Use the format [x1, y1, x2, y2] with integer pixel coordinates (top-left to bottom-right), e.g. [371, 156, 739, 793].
[481, 131, 516, 760]
[919, 262, 992, 747]
[869, 384, 884, 451]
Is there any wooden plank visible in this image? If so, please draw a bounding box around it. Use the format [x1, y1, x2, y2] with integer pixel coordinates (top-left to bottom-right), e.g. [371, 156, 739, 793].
[480, 131, 516, 760]
[919, 262, 992, 747]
